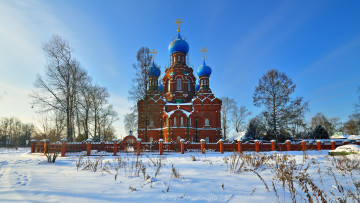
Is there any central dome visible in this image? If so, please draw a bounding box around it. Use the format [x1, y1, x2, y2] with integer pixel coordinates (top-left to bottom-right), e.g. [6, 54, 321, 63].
[168, 32, 189, 55]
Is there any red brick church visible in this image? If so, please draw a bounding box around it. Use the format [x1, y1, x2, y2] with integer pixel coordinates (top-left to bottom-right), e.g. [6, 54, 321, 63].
[138, 19, 222, 143]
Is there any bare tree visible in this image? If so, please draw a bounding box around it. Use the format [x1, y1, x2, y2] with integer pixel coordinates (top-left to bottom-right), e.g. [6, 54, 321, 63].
[286, 97, 309, 137]
[232, 105, 252, 133]
[253, 69, 296, 141]
[124, 112, 137, 135]
[31, 35, 86, 141]
[220, 97, 236, 140]
[128, 47, 152, 141]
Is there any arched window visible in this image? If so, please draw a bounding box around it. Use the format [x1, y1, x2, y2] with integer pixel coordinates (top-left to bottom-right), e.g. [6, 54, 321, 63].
[205, 118, 210, 126]
[177, 136, 181, 142]
[174, 117, 177, 126]
[149, 137, 153, 142]
[149, 120, 154, 127]
[167, 80, 170, 91]
[173, 57, 176, 63]
[177, 55, 180, 62]
[189, 118, 192, 126]
[188, 79, 191, 91]
[181, 117, 184, 126]
[177, 78, 181, 91]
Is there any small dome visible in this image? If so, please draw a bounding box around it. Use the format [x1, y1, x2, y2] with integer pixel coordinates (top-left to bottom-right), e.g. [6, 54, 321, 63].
[195, 80, 200, 91]
[158, 80, 163, 92]
[149, 61, 161, 77]
[197, 61, 212, 77]
[168, 32, 189, 55]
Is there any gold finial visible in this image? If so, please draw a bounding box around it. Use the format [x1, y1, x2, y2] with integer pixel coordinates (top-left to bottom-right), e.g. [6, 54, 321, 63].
[200, 47, 208, 60]
[175, 18, 183, 32]
[150, 48, 157, 61]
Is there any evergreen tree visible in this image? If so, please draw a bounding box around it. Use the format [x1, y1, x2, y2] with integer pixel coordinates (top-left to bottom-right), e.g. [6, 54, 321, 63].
[311, 125, 329, 139]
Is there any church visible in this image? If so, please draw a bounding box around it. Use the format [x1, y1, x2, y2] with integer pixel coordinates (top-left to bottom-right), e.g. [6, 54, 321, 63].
[137, 19, 222, 143]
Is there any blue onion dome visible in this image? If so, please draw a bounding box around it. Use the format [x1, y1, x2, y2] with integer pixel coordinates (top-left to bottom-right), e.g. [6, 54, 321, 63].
[148, 61, 161, 77]
[195, 80, 200, 91]
[168, 32, 189, 55]
[197, 60, 212, 77]
[158, 80, 163, 91]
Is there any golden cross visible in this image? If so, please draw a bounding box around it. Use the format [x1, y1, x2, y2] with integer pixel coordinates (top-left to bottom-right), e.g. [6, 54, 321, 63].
[150, 48, 157, 61]
[200, 47, 207, 60]
[175, 18, 183, 32]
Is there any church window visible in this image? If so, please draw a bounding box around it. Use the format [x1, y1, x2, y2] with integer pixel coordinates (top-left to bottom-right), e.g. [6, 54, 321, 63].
[181, 117, 184, 126]
[178, 55, 180, 62]
[167, 80, 170, 91]
[177, 78, 181, 91]
[188, 79, 191, 91]
[189, 118, 192, 126]
[205, 118, 210, 126]
[205, 137, 209, 143]
[174, 117, 177, 126]
[149, 137, 153, 142]
[149, 120, 154, 127]
[177, 136, 181, 142]
[173, 57, 176, 63]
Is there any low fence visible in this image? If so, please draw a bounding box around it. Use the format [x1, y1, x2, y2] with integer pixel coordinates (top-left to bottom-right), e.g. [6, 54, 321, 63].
[30, 139, 359, 157]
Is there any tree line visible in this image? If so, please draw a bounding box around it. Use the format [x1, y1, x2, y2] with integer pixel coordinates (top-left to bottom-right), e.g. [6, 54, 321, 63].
[30, 35, 118, 142]
[222, 69, 360, 142]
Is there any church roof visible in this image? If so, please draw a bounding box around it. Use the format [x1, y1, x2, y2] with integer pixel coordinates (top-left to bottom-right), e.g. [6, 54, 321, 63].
[197, 60, 212, 77]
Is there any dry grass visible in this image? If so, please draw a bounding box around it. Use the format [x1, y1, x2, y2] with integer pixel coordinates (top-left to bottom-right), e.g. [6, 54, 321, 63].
[225, 152, 360, 202]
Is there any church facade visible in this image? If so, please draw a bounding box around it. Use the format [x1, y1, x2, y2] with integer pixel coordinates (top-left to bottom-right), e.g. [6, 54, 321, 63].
[137, 20, 222, 143]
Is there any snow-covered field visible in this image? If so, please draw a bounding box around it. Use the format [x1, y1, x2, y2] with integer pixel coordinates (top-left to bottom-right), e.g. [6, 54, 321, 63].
[0, 148, 359, 202]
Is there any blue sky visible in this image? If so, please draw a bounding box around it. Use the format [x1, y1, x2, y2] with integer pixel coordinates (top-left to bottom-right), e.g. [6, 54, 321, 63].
[0, 0, 359, 137]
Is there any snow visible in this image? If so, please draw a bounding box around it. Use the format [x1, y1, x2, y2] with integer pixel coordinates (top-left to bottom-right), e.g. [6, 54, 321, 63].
[331, 144, 360, 154]
[0, 148, 359, 202]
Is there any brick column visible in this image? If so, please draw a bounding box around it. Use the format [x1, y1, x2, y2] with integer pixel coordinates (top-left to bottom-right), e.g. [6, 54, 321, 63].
[86, 138, 92, 156]
[200, 139, 206, 154]
[301, 140, 306, 151]
[44, 139, 49, 155]
[317, 140, 321, 151]
[271, 140, 276, 151]
[237, 140, 243, 153]
[330, 140, 335, 150]
[180, 139, 185, 154]
[159, 139, 163, 155]
[61, 138, 67, 157]
[219, 139, 224, 154]
[286, 140, 291, 151]
[254, 140, 259, 152]
[137, 138, 141, 156]
[30, 140, 37, 153]
[356, 140, 360, 146]
[113, 139, 118, 156]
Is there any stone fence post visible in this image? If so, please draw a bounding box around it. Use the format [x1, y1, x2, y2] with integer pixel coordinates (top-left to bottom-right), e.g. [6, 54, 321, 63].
[61, 138, 67, 157]
[86, 138, 92, 156]
[254, 140, 259, 152]
[180, 139, 185, 154]
[113, 139, 118, 156]
[301, 140, 306, 151]
[219, 139, 224, 154]
[286, 140, 291, 151]
[330, 140, 335, 150]
[317, 140, 321, 151]
[237, 140, 243, 153]
[200, 139, 206, 154]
